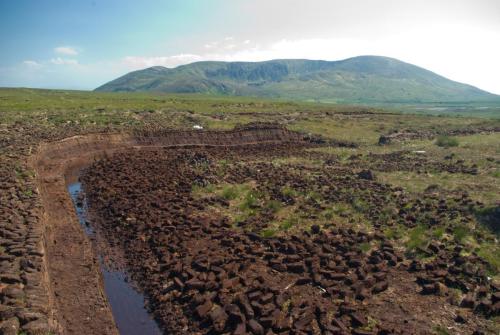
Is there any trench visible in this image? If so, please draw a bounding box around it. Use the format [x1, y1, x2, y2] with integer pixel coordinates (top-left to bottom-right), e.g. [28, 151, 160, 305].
[67, 181, 162, 335]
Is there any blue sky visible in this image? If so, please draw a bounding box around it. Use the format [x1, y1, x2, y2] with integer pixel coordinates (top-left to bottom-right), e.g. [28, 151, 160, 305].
[1, 0, 500, 93]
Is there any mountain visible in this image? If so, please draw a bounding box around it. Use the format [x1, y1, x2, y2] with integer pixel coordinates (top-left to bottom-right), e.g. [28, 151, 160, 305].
[95, 56, 499, 103]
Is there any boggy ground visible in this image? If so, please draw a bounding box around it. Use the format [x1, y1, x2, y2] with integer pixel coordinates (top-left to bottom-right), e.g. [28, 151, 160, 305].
[1, 89, 499, 334]
[80, 142, 499, 335]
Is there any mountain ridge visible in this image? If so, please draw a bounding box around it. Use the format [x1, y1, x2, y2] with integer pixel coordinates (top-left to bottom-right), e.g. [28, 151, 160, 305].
[95, 56, 500, 103]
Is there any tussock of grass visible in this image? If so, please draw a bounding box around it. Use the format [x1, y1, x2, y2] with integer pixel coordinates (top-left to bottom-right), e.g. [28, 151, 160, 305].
[435, 135, 459, 148]
[280, 217, 300, 231]
[265, 200, 282, 213]
[222, 185, 240, 200]
[432, 226, 445, 239]
[406, 225, 428, 250]
[452, 225, 469, 243]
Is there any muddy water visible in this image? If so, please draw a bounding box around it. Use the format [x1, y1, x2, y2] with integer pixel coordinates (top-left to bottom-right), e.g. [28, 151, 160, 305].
[68, 182, 162, 335]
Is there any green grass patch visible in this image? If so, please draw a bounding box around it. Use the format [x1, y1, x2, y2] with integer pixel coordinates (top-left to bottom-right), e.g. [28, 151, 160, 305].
[359, 242, 372, 253]
[265, 199, 282, 213]
[384, 225, 405, 240]
[432, 226, 445, 239]
[435, 135, 459, 148]
[281, 185, 299, 197]
[476, 243, 500, 275]
[452, 225, 469, 243]
[261, 228, 277, 238]
[406, 225, 428, 250]
[280, 217, 300, 231]
[222, 185, 240, 200]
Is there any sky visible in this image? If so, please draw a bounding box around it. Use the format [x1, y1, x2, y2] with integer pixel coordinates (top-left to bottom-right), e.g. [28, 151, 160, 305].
[1, 0, 499, 93]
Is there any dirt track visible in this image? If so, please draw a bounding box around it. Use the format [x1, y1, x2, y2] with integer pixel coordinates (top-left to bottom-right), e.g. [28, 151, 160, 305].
[30, 126, 304, 334]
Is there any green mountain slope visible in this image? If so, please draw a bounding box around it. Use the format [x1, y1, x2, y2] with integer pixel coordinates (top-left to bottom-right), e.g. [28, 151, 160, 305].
[95, 56, 499, 103]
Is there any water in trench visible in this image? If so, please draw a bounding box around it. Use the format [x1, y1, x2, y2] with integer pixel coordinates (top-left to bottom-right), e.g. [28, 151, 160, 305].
[68, 182, 162, 335]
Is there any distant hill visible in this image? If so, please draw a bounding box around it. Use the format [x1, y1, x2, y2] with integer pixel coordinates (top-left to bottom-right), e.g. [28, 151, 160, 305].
[95, 56, 500, 103]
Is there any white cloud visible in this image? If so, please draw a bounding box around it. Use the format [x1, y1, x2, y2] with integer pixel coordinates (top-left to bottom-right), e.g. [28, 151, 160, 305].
[122, 54, 203, 70]
[50, 57, 79, 65]
[54, 46, 78, 56]
[23, 60, 41, 68]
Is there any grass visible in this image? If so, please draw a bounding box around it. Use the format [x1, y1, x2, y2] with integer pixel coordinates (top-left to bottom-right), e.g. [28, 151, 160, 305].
[221, 185, 240, 200]
[432, 226, 446, 239]
[477, 243, 500, 275]
[406, 225, 428, 250]
[359, 242, 372, 253]
[261, 228, 277, 238]
[452, 225, 469, 243]
[265, 200, 282, 213]
[435, 136, 459, 148]
[433, 325, 450, 335]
